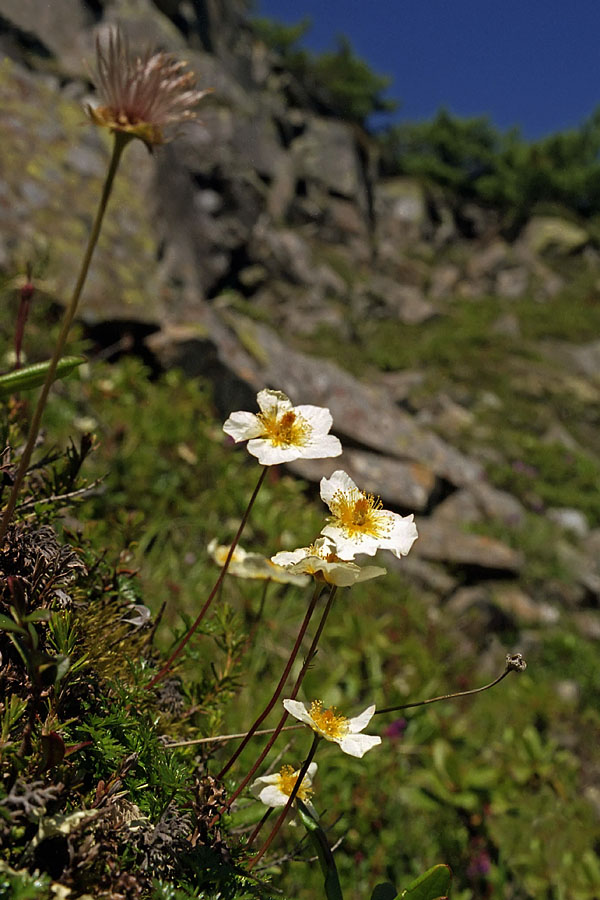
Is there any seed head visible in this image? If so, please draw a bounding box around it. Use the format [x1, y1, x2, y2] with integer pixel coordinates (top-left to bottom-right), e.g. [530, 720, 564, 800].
[86, 28, 211, 150]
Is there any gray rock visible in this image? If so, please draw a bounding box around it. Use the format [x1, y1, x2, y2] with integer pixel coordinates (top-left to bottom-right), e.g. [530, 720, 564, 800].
[495, 266, 529, 298]
[547, 507, 590, 538]
[492, 585, 560, 625]
[413, 520, 523, 571]
[290, 449, 436, 512]
[518, 216, 589, 256]
[361, 276, 436, 325]
[292, 117, 365, 201]
[491, 312, 521, 338]
[221, 314, 484, 488]
[572, 611, 600, 640]
[467, 240, 510, 279]
[377, 177, 427, 226]
[428, 263, 461, 299]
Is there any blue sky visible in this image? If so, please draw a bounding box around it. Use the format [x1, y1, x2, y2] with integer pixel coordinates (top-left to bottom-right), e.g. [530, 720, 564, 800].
[257, 0, 600, 139]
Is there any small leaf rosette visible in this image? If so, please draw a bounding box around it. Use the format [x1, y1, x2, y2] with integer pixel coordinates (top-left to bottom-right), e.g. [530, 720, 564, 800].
[208, 539, 310, 586]
[283, 699, 381, 758]
[272, 536, 386, 587]
[222, 389, 342, 465]
[320, 469, 418, 560]
[250, 762, 318, 818]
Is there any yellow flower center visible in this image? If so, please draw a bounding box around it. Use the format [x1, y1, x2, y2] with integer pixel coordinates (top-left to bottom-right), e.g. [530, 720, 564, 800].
[328, 490, 389, 538]
[276, 765, 313, 801]
[258, 409, 311, 447]
[309, 701, 349, 740]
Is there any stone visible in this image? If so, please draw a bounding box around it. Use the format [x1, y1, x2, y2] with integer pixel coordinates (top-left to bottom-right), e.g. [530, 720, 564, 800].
[491, 586, 560, 625]
[428, 263, 461, 300]
[467, 240, 510, 279]
[248, 221, 316, 285]
[291, 116, 364, 201]
[377, 177, 427, 226]
[363, 276, 436, 325]
[377, 370, 425, 403]
[518, 216, 589, 256]
[412, 520, 524, 572]
[290, 449, 436, 512]
[572, 611, 600, 641]
[491, 312, 521, 338]
[221, 313, 484, 488]
[495, 266, 529, 298]
[547, 507, 590, 538]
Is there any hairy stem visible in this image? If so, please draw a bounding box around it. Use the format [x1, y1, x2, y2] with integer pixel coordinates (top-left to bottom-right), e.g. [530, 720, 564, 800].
[218, 580, 324, 779]
[220, 584, 337, 813]
[375, 653, 527, 716]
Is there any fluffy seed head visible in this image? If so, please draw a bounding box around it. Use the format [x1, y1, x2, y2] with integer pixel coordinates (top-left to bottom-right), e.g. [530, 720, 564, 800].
[87, 27, 211, 149]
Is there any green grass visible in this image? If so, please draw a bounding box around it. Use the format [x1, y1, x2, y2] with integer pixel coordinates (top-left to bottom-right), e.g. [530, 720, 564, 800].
[23, 355, 599, 899]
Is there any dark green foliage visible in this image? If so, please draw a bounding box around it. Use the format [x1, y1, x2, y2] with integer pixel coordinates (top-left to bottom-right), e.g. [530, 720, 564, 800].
[379, 106, 600, 226]
[252, 18, 395, 124]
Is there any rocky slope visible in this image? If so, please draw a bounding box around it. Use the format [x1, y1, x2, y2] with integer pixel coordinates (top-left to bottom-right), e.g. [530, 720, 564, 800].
[2, 0, 600, 647]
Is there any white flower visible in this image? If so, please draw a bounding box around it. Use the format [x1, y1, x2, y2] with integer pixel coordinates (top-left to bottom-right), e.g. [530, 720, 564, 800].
[319, 470, 418, 561]
[208, 539, 310, 586]
[250, 762, 318, 817]
[222, 389, 342, 466]
[272, 537, 386, 587]
[283, 699, 381, 758]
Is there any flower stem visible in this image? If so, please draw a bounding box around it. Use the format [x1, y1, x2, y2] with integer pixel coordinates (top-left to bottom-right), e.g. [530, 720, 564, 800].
[248, 732, 320, 866]
[375, 653, 527, 716]
[0, 132, 130, 543]
[218, 585, 337, 813]
[217, 580, 324, 780]
[146, 465, 268, 689]
[245, 806, 273, 848]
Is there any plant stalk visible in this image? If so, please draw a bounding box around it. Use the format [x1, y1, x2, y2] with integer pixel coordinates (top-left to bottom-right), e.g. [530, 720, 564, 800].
[146, 465, 268, 689]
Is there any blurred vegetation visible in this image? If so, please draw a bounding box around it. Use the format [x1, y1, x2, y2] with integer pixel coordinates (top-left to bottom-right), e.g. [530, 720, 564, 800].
[251, 17, 396, 124]
[378, 107, 600, 229]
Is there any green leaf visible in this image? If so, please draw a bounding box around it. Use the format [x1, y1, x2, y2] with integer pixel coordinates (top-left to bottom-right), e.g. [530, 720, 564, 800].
[401, 864, 452, 899]
[297, 799, 344, 900]
[0, 613, 27, 635]
[371, 884, 398, 900]
[25, 609, 53, 623]
[0, 356, 86, 399]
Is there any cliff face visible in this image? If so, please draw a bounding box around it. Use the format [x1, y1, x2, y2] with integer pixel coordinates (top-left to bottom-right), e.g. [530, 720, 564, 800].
[2, 0, 600, 620]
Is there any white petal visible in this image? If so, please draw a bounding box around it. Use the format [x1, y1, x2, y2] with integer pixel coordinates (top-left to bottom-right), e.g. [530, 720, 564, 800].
[320, 524, 380, 559]
[294, 405, 334, 433]
[222, 411, 263, 442]
[380, 513, 419, 558]
[320, 470, 359, 507]
[246, 439, 305, 465]
[353, 565, 387, 583]
[338, 732, 382, 758]
[298, 434, 343, 459]
[271, 548, 310, 566]
[250, 773, 280, 796]
[256, 389, 292, 416]
[256, 784, 288, 807]
[319, 560, 365, 587]
[347, 705, 376, 733]
[305, 762, 318, 780]
[283, 699, 314, 727]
